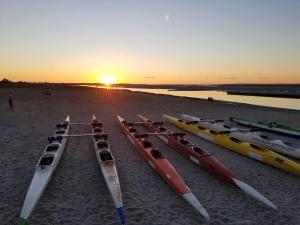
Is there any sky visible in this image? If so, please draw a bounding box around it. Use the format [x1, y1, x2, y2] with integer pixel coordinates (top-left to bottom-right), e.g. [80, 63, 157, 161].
[0, 0, 299, 84]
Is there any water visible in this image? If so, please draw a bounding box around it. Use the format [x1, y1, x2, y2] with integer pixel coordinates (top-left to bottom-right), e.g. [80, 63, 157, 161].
[82, 85, 300, 111]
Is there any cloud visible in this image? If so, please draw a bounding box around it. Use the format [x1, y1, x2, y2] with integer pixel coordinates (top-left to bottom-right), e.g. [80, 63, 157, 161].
[144, 76, 155, 79]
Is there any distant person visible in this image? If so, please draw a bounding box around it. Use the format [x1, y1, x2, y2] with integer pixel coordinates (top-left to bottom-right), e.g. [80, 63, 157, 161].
[8, 95, 14, 111]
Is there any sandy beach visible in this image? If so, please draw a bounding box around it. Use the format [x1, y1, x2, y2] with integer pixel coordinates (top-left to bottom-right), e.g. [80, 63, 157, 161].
[1, 86, 300, 225]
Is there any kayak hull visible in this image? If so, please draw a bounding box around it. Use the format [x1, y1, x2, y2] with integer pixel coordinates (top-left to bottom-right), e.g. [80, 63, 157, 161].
[19, 116, 70, 223]
[164, 115, 300, 176]
[230, 117, 300, 138]
[92, 115, 125, 224]
[138, 115, 237, 185]
[117, 115, 210, 220]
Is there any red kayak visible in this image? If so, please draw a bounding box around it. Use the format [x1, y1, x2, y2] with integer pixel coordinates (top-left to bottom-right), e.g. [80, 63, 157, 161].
[138, 115, 278, 210]
[117, 115, 210, 220]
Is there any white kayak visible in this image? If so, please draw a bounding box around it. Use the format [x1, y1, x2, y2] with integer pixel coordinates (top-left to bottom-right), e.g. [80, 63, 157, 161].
[18, 116, 70, 225]
[91, 115, 125, 224]
[182, 114, 300, 159]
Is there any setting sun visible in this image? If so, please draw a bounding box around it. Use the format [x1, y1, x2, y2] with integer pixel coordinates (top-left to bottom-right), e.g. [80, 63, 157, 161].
[99, 74, 117, 86]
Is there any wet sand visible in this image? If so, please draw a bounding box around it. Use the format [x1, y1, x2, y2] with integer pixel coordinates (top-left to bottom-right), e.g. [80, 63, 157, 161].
[0, 86, 299, 225]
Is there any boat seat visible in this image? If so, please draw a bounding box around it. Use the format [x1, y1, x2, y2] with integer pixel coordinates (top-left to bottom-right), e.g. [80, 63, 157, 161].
[39, 156, 54, 166]
[129, 128, 137, 133]
[229, 137, 243, 143]
[97, 141, 109, 149]
[179, 139, 193, 146]
[193, 147, 208, 156]
[94, 133, 108, 141]
[45, 144, 60, 152]
[94, 127, 102, 133]
[158, 127, 167, 132]
[100, 151, 113, 161]
[151, 149, 164, 159]
[92, 122, 102, 128]
[48, 136, 63, 143]
[56, 129, 66, 134]
[142, 141, 152, 148]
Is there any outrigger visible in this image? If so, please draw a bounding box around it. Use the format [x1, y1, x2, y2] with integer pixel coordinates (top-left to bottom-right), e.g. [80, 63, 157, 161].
[18, 116, 70, 225]
[164, 114, 300, 176]
[117, 115, 210, 220]
[138, 115, 278, 210]
[91, 115, 125, 224]
[183, 114, 300, 159]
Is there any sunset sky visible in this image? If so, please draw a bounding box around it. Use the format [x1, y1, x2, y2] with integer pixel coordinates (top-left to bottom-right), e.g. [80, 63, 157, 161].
[0, 0, 299, 84]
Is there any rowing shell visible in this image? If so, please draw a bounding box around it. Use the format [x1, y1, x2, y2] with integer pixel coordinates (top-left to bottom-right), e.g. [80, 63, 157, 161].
[92, 115, 125, 224]
[117, 115, 210, 220]
[138, 115, 278, 210]
[164, 114, 300, 176]
[18, 116, 70, 225]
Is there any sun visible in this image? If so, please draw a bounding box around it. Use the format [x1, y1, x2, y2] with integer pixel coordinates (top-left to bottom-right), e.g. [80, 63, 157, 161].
[99, 74, 117, 86]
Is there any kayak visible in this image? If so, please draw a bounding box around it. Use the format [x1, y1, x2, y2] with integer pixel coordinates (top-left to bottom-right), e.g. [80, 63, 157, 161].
[183, 114, 300, 159]
[18, 116, 70, 225]
[91, 115, 125, 225]
[117, 115, 210, 220]
[182, 114, 235, 132]
[138, 115, 278, 210]
[164, 114, 300, 176]
[230, 117, 300, 139]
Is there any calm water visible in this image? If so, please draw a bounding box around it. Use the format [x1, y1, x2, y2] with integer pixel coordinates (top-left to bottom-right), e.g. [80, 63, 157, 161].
[83, 86, 300, 110]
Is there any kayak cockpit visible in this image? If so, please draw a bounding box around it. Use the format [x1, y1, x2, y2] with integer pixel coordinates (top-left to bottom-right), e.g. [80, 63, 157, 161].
[158, 127, 167, 132]
[38, 155, 54, 168]
[179, 138, 194, 146]
[97, 140, 109, 149]
[151, 149, 164, 159]
[56, 129, 66, 134]
[45, 144, 60, 152]
[99, 151, 114, 161]
[249, 144, 267, 151]
[142, 141, 152, 148]
[193, 147, 209, 156]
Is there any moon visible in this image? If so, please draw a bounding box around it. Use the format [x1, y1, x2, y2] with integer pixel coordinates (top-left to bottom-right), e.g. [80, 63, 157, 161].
[165, 14, 170, 21]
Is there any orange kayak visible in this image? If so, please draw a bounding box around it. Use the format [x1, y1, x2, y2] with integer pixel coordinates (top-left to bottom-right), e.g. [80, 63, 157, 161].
[117, 115, 210, 220]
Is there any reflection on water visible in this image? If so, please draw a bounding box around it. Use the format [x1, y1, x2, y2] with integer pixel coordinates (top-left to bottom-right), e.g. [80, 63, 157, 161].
[82, 85, 300, 111]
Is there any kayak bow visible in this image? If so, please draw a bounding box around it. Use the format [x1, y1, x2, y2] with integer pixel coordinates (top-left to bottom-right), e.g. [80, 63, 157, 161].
[138, 115, 278, 210]
[117, 115, 210, 220]
[164, 114, 300, 176]
[18, 116, 70, 225]
[92, 115, 125, 225]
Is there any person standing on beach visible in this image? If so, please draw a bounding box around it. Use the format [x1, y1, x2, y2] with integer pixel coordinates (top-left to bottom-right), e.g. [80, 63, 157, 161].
[8, 95, 14, 111]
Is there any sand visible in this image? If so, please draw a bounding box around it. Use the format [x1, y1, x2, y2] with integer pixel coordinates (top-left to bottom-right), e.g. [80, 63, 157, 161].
[0, 86, 299, 225]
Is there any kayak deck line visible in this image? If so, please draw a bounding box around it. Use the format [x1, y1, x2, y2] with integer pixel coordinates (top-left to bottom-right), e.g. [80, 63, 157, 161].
[117, 115, 210, 220]
[165, 114, 300, 176]
[91, 114, 125, 225]
[138, 115, 278, 210]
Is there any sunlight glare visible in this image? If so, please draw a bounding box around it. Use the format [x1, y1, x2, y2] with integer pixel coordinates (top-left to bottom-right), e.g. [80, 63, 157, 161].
[99, 74, 117, 86]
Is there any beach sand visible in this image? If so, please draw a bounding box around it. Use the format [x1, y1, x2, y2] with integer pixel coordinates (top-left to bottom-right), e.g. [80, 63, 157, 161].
[1, 86, 299, 225]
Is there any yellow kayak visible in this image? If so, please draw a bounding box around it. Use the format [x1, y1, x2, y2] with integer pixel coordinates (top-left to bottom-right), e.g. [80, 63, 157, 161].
[163, 114, 300, 176]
